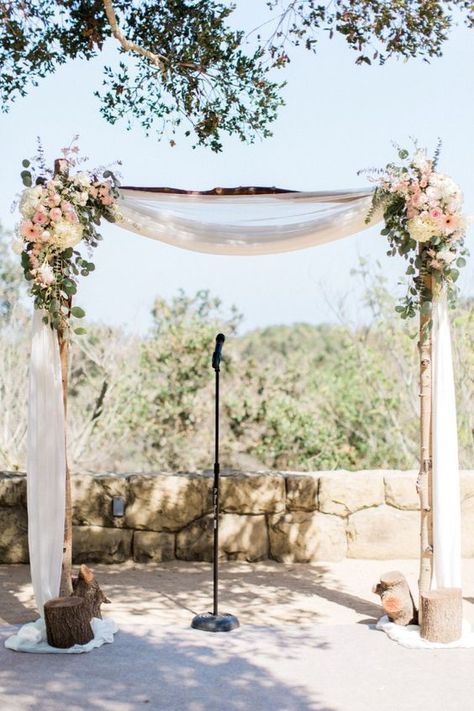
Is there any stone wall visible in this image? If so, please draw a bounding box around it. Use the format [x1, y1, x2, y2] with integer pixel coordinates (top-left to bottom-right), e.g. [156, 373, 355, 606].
[1, 469, 474, 564]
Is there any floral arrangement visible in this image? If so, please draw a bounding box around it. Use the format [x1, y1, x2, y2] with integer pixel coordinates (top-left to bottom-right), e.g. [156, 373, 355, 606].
[14, 139, 121, 334]
[364, 144, 468, 320]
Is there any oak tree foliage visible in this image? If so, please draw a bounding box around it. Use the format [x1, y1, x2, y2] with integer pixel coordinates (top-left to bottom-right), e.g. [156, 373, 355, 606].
[0, 1, 472, 150]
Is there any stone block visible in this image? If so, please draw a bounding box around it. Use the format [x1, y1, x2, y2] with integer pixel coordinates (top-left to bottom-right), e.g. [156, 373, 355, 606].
[125, 473, 211, 531]
[285, 473, 319, 511]
[0, 472, 26, 508]
[384, 471, 419, 510]
[347, 505, 419, 559]
[220, 471, 285, 514]
[319, 470, 385, 516]
[176, 515, 213, 562]
[0, 507, 29, 563]
[72, 526, 132, 563]
[176, 513, 268, 562]
[268, 511, 346, 562]
[133, 531, 175, 563]
[72, 473, 128, 528]
[219, 514, 268, 561]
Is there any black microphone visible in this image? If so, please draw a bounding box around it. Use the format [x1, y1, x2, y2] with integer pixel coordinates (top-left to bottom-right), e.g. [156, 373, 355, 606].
[212, 333, 225, 370]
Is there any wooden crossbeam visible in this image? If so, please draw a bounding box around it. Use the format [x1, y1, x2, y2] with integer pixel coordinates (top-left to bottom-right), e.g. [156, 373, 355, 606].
[120, 185, 298, 195]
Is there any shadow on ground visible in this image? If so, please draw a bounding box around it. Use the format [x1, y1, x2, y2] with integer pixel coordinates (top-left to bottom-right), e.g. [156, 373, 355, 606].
[0, 561, 382, 627]
[0, 625, 335, 711]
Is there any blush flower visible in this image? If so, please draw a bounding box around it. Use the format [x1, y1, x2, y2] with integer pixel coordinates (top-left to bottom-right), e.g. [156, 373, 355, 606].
[49, 207, 62, 221]
[33, 210, 48, 225]
[442, 214, 460, 234]
[20, 221, 41, 241]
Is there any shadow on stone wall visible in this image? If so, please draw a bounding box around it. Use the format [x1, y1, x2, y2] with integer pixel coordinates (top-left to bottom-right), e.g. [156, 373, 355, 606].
[1, 469, 474, 565]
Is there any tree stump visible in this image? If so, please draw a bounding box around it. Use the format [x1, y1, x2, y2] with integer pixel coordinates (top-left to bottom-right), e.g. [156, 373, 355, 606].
[420, 588, 463, 643]
[373, 570, 418, 625]
[72, 564, 111, 619]
[44, 596, 94, 648]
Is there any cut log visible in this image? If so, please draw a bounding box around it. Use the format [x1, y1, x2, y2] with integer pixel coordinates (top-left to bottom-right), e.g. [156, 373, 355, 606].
[72, 564, 111, 619]
[44, 596, 94, 648]
[420, 588, 463, 643]
[373, 570, 418, 625]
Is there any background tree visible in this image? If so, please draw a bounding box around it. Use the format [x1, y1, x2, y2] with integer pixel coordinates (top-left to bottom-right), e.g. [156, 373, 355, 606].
[0, 1, 472, 150]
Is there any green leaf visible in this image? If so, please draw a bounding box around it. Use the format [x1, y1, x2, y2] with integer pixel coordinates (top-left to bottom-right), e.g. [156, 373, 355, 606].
[22, 159, 30, 168]
[421, 300, 432, 315]
[457, 257, 466, 268]
[21, 170, 32, 187]
[103, 170, 112, 178]
[74, 327, 87, 336]
[63, 281, 77, 295]
[71, 306, 86, 319]
[398, 149, 409, 160]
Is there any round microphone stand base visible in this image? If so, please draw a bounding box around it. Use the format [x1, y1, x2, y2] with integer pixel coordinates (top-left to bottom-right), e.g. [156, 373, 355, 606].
[191, 612, 240, 633]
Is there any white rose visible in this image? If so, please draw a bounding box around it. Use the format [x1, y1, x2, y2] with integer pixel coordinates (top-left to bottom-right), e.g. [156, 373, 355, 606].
[412, 149, 430, 173]
[74, 171, 91, 188]
[77, 191, 89, 206]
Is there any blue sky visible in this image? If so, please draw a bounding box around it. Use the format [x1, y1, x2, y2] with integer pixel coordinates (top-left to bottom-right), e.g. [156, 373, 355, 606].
[1, 6, 473, 334]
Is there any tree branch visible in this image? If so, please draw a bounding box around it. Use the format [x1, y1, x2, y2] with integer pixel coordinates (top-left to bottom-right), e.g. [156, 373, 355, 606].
[102, 0, 167, 74]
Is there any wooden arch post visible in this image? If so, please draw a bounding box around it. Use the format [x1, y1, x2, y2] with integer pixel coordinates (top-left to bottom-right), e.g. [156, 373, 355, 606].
[54, 158, 73, 596]
[417, 258, 433, 619]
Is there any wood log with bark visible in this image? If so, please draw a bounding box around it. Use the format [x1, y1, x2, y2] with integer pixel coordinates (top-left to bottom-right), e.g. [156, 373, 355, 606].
[44, 597, 94, 648]
[373, 570, 418, 625]
[72, 564, 111, 620]
[420, 588, 462, 643]
[44, 565, 110, 648]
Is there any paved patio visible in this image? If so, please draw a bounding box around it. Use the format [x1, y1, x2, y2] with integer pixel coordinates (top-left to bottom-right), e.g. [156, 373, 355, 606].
[2, 559, 474, 710]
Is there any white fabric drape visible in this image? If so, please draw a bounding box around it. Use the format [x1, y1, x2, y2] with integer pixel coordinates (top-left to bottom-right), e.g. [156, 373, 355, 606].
[23, 187, 462, 627]
[117, 188, 375, 255]
[432, 291, 461, 588]
[27, 310, 66, 613]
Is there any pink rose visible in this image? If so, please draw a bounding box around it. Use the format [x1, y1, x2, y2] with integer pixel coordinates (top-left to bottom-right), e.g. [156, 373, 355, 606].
[65, 211, 79, 224]
[47, 194, 61, 208]
[100, 195, 114, 206]
[33, 210, 48, 225]
[430, 209, 442, 220]
[61, 201, 74, 213]
[49, 207, 62, 221]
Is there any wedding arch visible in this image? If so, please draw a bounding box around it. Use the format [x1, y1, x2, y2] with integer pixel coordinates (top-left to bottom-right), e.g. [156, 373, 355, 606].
[8, 142, 467, 649]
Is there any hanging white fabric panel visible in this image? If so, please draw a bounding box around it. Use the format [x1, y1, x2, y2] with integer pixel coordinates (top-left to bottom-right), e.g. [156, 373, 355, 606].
[431, 290, 462, 589]
[117, 188, 376, 255]
[27, 310, 66, 613]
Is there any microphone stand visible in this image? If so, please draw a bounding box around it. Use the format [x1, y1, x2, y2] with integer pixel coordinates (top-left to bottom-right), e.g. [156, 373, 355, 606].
[191, 335, 240, 633]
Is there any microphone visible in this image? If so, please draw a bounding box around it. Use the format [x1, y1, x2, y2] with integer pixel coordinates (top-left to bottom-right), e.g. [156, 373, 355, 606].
[212, 333, 225, 371]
